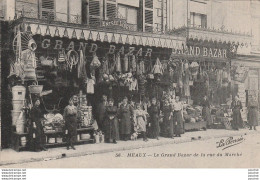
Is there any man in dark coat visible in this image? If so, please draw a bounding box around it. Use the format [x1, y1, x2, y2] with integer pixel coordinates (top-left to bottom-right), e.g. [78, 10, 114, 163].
[231, 95, 243, 130]
[96, 95, 108, 132]
[30, 98, 47, 152]
[248, 95, 259, 130]
[104, 98, 119, 143]
[118, 96, 134, 141]
[148, 97, 160, 140]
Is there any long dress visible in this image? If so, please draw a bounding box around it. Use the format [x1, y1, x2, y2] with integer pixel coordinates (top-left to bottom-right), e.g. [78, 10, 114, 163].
[231, 100, 243, 129]
[118, 104, 134, 136]
[133, 109, 147, 133]
[63, 105, 78, 146]
[30, 106, 46, 150]
[162, 105, 173, 137]
[97, 101, 107, 132]
[148, 104, 160, 138]
[104, 106, 119, 142]
[248, 101, 259, 127]
[172, 102, 184, 136]
[201, 98, 212, 126]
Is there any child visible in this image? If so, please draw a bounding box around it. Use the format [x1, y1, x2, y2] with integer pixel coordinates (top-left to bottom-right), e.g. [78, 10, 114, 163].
[133, 103, 148, 142]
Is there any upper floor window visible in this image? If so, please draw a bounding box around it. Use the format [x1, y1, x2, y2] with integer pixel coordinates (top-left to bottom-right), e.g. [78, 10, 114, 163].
[41, 0, 81, 23]
[190, 12, 207, 28]
[0, 0, 4, 19]
[118, 4, 137, 25]
[15, 0, 82, 24]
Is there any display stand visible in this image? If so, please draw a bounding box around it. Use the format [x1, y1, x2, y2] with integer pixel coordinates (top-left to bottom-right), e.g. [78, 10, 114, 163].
[45, 126, 95, 148]
[11, 127, 95, 152]
[184, 121, 207, 131]
[11, 132, 30, 152]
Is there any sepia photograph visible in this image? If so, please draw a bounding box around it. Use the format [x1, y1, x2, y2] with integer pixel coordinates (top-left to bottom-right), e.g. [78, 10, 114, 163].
[0, 0, 260, 169]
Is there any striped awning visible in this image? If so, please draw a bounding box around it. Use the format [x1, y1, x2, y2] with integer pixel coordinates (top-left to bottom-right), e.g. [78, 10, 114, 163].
[19, 22, 186, 50]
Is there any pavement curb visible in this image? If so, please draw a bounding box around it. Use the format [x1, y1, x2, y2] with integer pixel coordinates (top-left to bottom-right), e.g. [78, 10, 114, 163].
[0, 130, 257, 167]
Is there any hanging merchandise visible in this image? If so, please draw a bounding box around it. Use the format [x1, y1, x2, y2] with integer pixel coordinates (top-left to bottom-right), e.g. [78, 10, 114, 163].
[216, 69, 223, 87]
[147, 59, 154, 79]
[90, 54, 101, 70]
[140, 60, 145, 75]
[190, 61, 199, 81]
[169, 66, 174, 83]
[40, 56, 53, 67]
[222, 67, 229, 84]
[21, 49, 37, 80]
[123, 54, 129, 73]
[203, 70, 210, 97]
[129, 77, 138, 91]
[103, 55, 110, 75]
[152, 58, 163, 75]
[131, 55, 137, 72]
[98, 57, 108, 83]
[108, 54, 116, 74]
[177, 61, 183, 90]
[58, 49, 66, 62]
[12, 31, 37, 80]
[232, 65, 249, 83]
[66, 50, 79, 72]
[183, 60, 191, 97]
[77, 50, 87, 79]
[9, 60, 21, 77]
[115, 53, 122, 73]
[86, 77, 96, 94]
[124, 72, 133, 87]
[138, 75, 147, 96]
[136, 60, 141, 76]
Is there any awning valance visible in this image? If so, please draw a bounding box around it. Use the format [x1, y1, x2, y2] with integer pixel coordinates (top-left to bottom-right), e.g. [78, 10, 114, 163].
[22, 23, 185, 49]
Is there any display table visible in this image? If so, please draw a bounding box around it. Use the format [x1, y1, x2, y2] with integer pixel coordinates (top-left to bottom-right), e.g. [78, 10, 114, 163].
[11, 132, 30, 152]
[184, 121, 207, 131]
[45, 126, 95, 148]
[11, 126, 95, 152]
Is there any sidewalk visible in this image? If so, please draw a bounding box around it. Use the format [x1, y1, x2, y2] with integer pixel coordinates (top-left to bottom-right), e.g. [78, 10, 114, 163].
[0, 128, 259, 167]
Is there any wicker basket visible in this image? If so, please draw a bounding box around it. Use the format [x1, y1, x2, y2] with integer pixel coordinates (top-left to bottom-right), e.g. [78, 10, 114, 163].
[28, 85, 43, 94]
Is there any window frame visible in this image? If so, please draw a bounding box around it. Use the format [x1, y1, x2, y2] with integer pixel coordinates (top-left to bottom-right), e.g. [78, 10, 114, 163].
[190, 12, 207, 28]
[157, 8, 162, 17]
[118, 4, 138, 25]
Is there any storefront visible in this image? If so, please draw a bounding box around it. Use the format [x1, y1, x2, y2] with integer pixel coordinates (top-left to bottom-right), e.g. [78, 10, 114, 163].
[231, 56, 260, 107]
[165, 38, 234, 130]
[3, 19, 254, 151]
[2, 18, 187, 150]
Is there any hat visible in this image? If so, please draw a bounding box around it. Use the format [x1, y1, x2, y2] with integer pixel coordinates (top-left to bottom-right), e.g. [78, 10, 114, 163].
[108, 98, 114, 102]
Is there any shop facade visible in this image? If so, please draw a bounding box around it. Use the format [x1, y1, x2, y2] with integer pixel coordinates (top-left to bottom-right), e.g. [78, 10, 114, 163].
[1, 0, 256, 150]
[1, 16, 186, 149]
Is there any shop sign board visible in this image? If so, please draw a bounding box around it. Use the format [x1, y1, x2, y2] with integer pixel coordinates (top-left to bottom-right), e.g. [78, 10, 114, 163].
[35, 36, 231, 60]
[171, 45, 228, 59]
[37, 37, 154, 57]
[100, 19, 137, 31]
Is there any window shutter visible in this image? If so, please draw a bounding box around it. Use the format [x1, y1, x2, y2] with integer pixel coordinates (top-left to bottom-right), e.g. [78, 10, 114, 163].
[106, 0, 117, 20]
[144, 0, 153, 32]
[145, 0, 153, 9]
[16, 0, 38, 18]
[41, 0, 55, 20]
[89, 0, 102, 27]
[201, 15, 207, 28]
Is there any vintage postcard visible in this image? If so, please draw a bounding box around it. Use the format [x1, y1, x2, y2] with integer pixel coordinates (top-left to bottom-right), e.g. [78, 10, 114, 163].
[0, 0, 260, 169]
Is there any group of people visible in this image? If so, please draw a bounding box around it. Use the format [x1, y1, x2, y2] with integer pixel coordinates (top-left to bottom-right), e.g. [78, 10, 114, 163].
[30, 98, 79, 151]
[96, 95, 185, 144]
[231, 95, 259, 131]
[29, 93, 258, 152]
